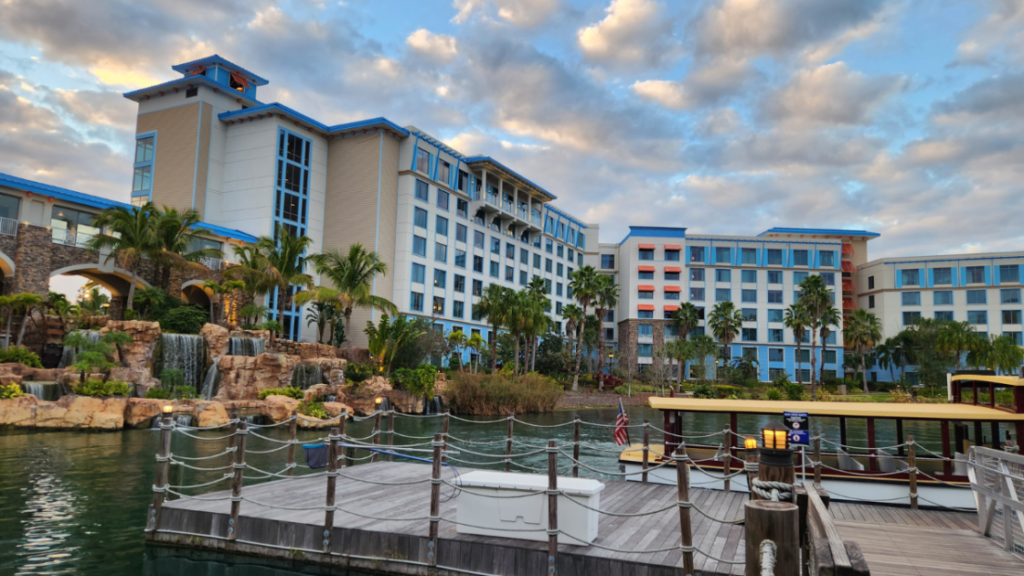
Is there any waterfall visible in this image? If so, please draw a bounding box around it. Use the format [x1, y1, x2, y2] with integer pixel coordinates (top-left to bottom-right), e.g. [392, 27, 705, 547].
[153, 414, 193, 427]
[199, 364, 221, 400]
[58, 330, 102, 368]
[160, 334, 206, 390]
[423, 395, 443, 415]
[291, 363, 324, 390]
[237, 414, 266, 425]
[21, 382, 62, 402]
[229, 337, 266, 356]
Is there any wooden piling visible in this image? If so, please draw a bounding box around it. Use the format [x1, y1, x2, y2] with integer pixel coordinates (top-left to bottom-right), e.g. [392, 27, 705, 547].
[744, 500, 799, 576]
[228, 421, 248, 541]
[371, 411, 382, 463]
[675, 445, 694, 576]
[338, 412, 347, 468]
[148, 410, 173, 533]
[723, 425, 732, 492]
[572, 416, 581, 478]
[286, 410, 297, 476]
[642, 419, 650, 483]
[908, 434, 918, 509]
[323, 428, 339, 552]
[813, 434, 822, 486]
[442, 411, 450, 465]
[548, 439, 559, 576]
[386, 410, 394, 462]
[224, 420, 238, 489]
[505, 412, 514, 472]
[428, 433, 443, 566]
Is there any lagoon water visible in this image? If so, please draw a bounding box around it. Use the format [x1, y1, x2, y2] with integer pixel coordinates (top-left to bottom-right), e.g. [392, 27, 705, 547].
[0, 405, 950, 575]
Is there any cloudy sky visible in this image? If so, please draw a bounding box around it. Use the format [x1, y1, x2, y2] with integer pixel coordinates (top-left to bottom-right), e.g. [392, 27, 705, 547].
[1, 0, 1023, 259]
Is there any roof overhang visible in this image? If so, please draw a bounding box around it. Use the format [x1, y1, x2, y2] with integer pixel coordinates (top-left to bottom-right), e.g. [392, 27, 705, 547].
[123, 75, 261, 106]
[218, 105, 409, 140]
[648, 397, 1024, 421]
[464, 156, 557, 201]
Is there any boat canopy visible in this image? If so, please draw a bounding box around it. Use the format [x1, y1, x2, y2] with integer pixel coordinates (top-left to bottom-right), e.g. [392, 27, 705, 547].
[647, 397, 1024, 422]
[950, 374, 1024, 387]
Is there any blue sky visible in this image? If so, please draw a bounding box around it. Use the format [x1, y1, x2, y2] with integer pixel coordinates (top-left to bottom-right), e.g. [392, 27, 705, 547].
[1, 0, 1023, 259]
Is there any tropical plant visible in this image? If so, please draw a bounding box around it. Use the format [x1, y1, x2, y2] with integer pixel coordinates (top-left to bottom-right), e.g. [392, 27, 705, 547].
[663, 338, 691, 391]
[0, 346, 43, 368]
[158, 306, 208, 334]
[845, 309, 882, 393]
[364, 314, 426, 374]
[203, 279, 245, 326]
[687, 334, 717, 381]
[817, 302, 842, 386]
[708, 301, 744, 375]
[78, 283, 111, 314]
[797, 274, 831, 398]
[874, 337, 901, 384]
[238, 303, 269, 327]
[567, 265, 599, 390]
[561, 303, 583, 361]
[297, 399, 329, 419]
[466, 331, 485, 374]
[86, 203, 162, 311]
[0, 382, 23, 399]
[153, 207, 221, 290]
[11, 293, 43, 347]
[391, 365, 437, 397]
[592, 274, 620, 389]
[522, 297, 549, 374]
[524, 276, 549, 372]
[447, 330, 468, 372]
[672, 302, 702, 343]
[258, 387, 304, 400]
[444, 372, 562, 415]
[304, 301, 336, 344]
[936, 321, 978, 372]
[784, 303, 810, 384]
[74, 378, 131, 397]
[475, 284, 509, 372]
[257, 225, 315, 339]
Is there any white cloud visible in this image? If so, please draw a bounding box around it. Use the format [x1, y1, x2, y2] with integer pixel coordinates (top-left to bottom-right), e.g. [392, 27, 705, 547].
[761, 62, 906, 126]
[632, 57, 751, 110]
[577, 0, 679, 68]
[407, 29, 459, 63]
[451, 0, 559, 27]
[953, 0, 1024, 66]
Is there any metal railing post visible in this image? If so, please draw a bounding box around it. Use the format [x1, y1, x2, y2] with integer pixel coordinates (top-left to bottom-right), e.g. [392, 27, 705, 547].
[286, 410, 297, 476]
[147, 409, 173, 533]
[675, 445, 695, 575]
[548, 439, 559, 576]
[323, 428, 340, 552]
[228, 421, 248, 541]
[908, 435, 918, 509]
[572, 416, 581, 478]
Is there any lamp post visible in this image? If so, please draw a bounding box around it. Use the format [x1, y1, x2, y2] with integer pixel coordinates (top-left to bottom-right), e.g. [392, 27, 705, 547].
[743, 435, 759, 495]
[754, 420, 795, 499]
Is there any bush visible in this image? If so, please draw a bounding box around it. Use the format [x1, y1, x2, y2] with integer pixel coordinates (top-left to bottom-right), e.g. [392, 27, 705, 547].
[784, 382, 805, 401]
[613, 384, 655, 395]
[160, 368, 185, 390]
[445, 372, 563, 415]
[1, 382, 24, 399]
[766, 388, 783, 401]
[0, 346, 43, 368]
[259, 387, 303, 400]
[346, 362, 373, 383]
[158, 306, 208, 334]
[144, 387, 171, 399]
[74, 378, 131, 397]
[693, 384, 715, 399]
[298, 399, 329, 419]
[391, 365, 436, 397]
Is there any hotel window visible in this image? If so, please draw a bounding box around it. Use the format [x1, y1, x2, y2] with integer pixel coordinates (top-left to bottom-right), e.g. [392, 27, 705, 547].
[639, 248, 654, 261]
[742, 347, 757, 361]
[546, 239, 553, 253]
[868, 295, 875, 308]
[471, 305, 483, 321]
[578, 252, 584, 266]
[715, 247, 730, 263]
[868, 276, 875, 289]
[966, 266, 985, 284]
[767, 290, 782, 304]
[901, 269, 920, 286]
[1003, 310, 1022, 324]
[51, 206, 98, 248]
[473, 230, 484, 248]
[742, 308, 757, 321]
[435, 215, 448, 236]
[741, 289, 757, 303]
[769, 348, 784, 362]
[934, 290, 953, 305]
[690, 287, 705, 301]
[639, 270, 654, 280]
[438, 160, 450, 185]
[933, 267, 952, 285]
[820, 251, 835, 267]
[793, 271, 809, 284]
[434, 242, 447, 263]
[741, 328, 757, 341]
[741, 248, 757, 265]
[545, 279, 552, 293]
[436, 190, 449, 211]
[490, 261, 499, 278]
[533, 254, 541, 268]
[520, 271, 528, 286]
[716, 288, 730, 302]
[741, 270, 757, 283]
[797, 332, 810, 345]
[472, 279, 483, 296]
[605, 328, 615, 340]
[824, 350, 837, 364]
[767, 270, 781, 284]
[455, 223, 467, 243]
[132, 134, 155, 201]
[556, 282, 563, 296]
[454, 274, 465, 293]
[665, 290, 680, 301]
[638, 344, 653, 357]
[601, 254, 615, 269]
[769, 329, 783, 343]
[793, 250, 809, 266]
[1001, 288, 1021, 304]
[410, 292, 424, 312]
[412, 235, 427, 257]
[820, 272, 835, 286]
[766, 249, 783, 265]
[506, 266, 514, 282]
[432, 296, 445, 315]
[415, 179, 429, 201]
[411, 263, 425, 284]
[902, 311, 921, 325]
[638, 290, 654, 300]
[715, 269, 731, 282]
[520, 248, 529, 264]
[490, 237, 500, 254]
[902, 292, 921, 306]
[458, 171, 469, 192]
[1008, 332, 1024, 345]
[1000, 265, 1020, 283]
[546, 258, 553, 273]
[767, 309, 783, 322]
[967, 310, 987, 325]
[556, 263, 564, 277]
[967, 290, 987, 304]
[556, 302, 563, 315]
[453, 301, 464, 318]
[557, 244, 564, 258]
[416, 148, 431, 173]
[638, 324, 653, 338]
[934, 310, 954, 321]
[690, 268, 705, 281]
[690, 246, 705, 262]
[798, 350, 810, 362]
[457, 198, 468, 218]
[605, 310, 615, 322]
[505, 242, 515, 259]
[566, 248, 574, 262]
[473, 255, 483, 273]
[433, 269, 447, 289]
[665, 270, 680, 281]
[665, 249, 680, 262]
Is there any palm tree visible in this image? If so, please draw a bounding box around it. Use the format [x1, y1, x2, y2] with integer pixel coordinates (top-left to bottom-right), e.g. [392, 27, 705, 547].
[797, 274, 832, 398]
[522, 297, 548, 373]
[663, 338, 690, 391]
[568, 265, 599, 391]
[505, 290, 531, 376]
[875, 337, 900, 384]
[228, 244, 271, 301]
[295, 286, 349, 344]
[476, 284, 509, 372]
[14, 293, 43, 347]
[466, 331, 485, 373]
[524, 276, 548, 370]
[818, 302, 842, 387]
[937, 321, 977, 371]
[845, 309, 882, 393]
[254, 225, 315, 342]
[991, 334, 1024, 374]
[562, 303, 583, 361]
[86, 203, 161, 311]
[708, 301, 744, 375]
[672, 302, 702, 343]
[364, 314, 425, 374]
[784, 303, 809, 384]
[447, 330, 468, 371]
[307, 244, 397, 348]
[154, 207, 221, 290]
[592, 275, 620, 389]
[687, 334, 718, 381]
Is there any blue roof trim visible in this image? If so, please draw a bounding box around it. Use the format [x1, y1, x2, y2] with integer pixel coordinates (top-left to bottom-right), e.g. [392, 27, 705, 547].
[619, 226, 687, 245]
[123, 75, 263, 106]
[758, 227, 880, 238]
[463, 156, 557, 200]
[171, 54, 269, 85]
[544, 205, 587, 229]
[217, 104, 409, 136]
[0, 172, 257, 244]
[411, 131, 466, 161]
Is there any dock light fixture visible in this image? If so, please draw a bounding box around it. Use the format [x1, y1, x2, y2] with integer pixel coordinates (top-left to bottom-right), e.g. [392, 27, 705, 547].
[757, 420, 795, 474]
[761, 420, 789, 451]
[375, 396, 383, 406]
[744, 436, 758, 451]
[162, 405, 174, 414]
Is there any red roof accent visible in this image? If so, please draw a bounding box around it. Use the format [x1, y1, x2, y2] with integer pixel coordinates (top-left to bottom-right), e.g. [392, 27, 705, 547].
[664, 305, 680, 312]
[638, 304, 655, 311]
[842, 243, 855, 254]
[665, 244, 682, 250]
[664, 286, 681, 292]
[638, 243, 656, 249]
[638, 265, 655, 272]
[229, 72, 251, 89]
[665, 266, 682, 273]
[842, 279, 854, 291]
[842, 261, 855, 272]
[638, 285, 656, 291]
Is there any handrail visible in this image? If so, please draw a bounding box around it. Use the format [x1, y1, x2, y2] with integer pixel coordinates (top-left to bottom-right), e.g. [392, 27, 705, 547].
[967, 445, 1024, 559]
[805, 485, 870, 575]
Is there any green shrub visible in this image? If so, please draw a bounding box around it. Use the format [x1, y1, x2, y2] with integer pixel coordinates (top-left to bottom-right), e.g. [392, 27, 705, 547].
[346, 362, 373, 383]
[0, 382, 24, 399]
[391, 366, 436, 397]
[74, 378, 130, 397]
[259, 387, 303, 400]
[784, 382, 805, 401]
[158, 306, 208, 334]
[144, 387, 171, 399]
[693, 384, 715, 399]
[613, 384, 655, 395]
[0, 346, 43, 368]
[767, 388, 783, 401]
[160, 368, 185, 390]
[445, 372, 562, 415]
[298, 399, 329, 419]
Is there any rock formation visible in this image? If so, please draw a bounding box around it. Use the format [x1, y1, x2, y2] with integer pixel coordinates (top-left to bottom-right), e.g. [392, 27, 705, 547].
[200, 323, 230, 360]
[215, 353, 298, 401]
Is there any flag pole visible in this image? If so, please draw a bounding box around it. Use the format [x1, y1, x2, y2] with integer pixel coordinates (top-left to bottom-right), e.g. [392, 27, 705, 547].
[620, 397, 631, 446]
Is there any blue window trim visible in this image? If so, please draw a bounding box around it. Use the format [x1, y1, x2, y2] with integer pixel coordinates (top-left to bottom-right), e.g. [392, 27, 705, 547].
[270, 127, 313, 341]
[132, 131, 158, 201]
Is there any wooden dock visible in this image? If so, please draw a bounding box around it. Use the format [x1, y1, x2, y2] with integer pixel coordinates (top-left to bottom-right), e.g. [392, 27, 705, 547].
[149, 461, 1024, 576]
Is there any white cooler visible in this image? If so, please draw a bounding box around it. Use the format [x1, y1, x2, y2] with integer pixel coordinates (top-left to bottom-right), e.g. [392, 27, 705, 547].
[455, 470, 605, 545]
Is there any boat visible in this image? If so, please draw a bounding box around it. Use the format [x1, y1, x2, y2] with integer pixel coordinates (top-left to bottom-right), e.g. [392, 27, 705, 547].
[618, 373, 1024, 510]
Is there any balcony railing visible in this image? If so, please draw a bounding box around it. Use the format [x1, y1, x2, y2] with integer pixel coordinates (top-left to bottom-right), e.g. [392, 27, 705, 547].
[199, 256, 223, 270]
[638, 334, 654, 344]
[52, 228, 94, 249]
[0, 217, 17, 237]
[518, 204, 529, 220]
[486, 191, 499, 206]
[502, 199, 514, 213]
[532, 212, 542, 227]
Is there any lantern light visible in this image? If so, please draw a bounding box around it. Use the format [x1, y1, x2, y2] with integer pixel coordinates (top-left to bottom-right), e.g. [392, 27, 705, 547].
[375, 396, 383, 405]
[760, 420, 790, 451]
[743, 436, 757, 451]
[162, 405, 174, 414]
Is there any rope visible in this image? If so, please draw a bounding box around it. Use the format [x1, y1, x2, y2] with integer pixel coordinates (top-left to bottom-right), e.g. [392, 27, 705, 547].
[246, 416, 296, 428]
[173, 429, 237, 441]
[448, 414, 510, 424]
[760, 540, 777, 576]
[168, 447, 236, 460]
[167, 474, 233, 490]
[446, 434, 509, 446]
[165, 488, 233, 501]
[560, 494, 677, 517]
[245, 444, 294, 455]
[174, 419, 240, 431]
[819, 438, 912, 452]
[247, 430, 298, 444]
[168, 459, 234, 472]
[510, 417, 575, 428]
[556, 449, 673, 477]
[751, 480, 792, 502]
[390, 430, 436, 440]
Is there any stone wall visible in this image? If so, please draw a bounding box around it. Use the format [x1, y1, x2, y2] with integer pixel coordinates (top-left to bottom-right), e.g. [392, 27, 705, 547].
[616, 318, 677, 375]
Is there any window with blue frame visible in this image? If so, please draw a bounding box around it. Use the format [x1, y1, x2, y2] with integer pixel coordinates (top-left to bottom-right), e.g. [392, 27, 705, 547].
[934, 311, 954, 321]
[934, 290, 953, 305]
[491, 237, 501, 254]
[639, 270, 654, 280]
[413, 208, 427, 229]
[741, 248, 757, 265]
[1000, 265, 1020, 283]
[434, 242, 447, 263]
[769, 329, 783, 343]
[967, 290, 987, 304]
[741, 269, 757, 283]
[742, 289, 757, 303]
[411, 263, 425, 283]
[410, 292, 424, 312]
[1002, 310, 1021, 324]
[824, 350, 837, 364]
[473, 255, 483, 273]
[690, 268, 705, 281]
[665, 271, 680, 281]
[767, 270, 782, 284]
[793, 271, 809, 284]
[820, 251, 835, 267]
[716, 288, 730, 302]
[490, 261, 499, 278]
[742, 308, 757, 321]
[639, 248, 654, 261]
[453, 301, 464, 318]
[967, 310, 988, 325]
[1007, 332, 1023, 345]
[271, 129, 314, 339]
[820, 272, 835, 286]
[902, 292, 921, 306]
[454, 275, 465, 293]
[436, 215, 448, 236]
[132, 134, 155, 205]
[715, 247, 730, 263]
[793, 250, 809, 266]
[767, 290, 782, 304]
[768, 309, 783, 322]
[715, 269, 731, 282]
[741, 328, 757, 341]
[1000, 288, 1021, 304]
[903, 311, 922, 325]
[413, 235, 426, 257]
[601, 254, 615, 269]
[638, 309, 654, 319]
[900, 269, 920, 286]
[638, 344, 653, 357]
[433, 269, 446, 288]
[933, 267, 952, 285]
[689, 246, 705, 262]
[769, 348, 784, 361]
[766, 249, 782, 265]
[690, 288, 705, 301]
[966, 266, 985, 284]
[665, 249, 680, 262]
[638, 289, 654, 300]
[416, 148, 431, 173]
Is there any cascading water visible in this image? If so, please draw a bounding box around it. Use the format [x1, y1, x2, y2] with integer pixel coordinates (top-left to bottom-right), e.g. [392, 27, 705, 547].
[229, 337, 266, 356]
[21, 382, 63, 402]
[57, 330, 102, 368]
[160, 334, 206, 390]
[291, 363, 324, 390]
[199, 364, 221, 400]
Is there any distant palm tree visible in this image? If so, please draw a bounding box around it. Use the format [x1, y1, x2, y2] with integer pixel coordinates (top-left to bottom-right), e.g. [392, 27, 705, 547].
[87, 203, 162, 311]
[708, 301, 744, 373]
[672, 302, 702, 342]
[991, 334, 1024, 374]
[592, 274, 620, 389]
[874, 337, 900, 383]
[818, 302, 842, 386]
[568, 265, 600, 391]
[467, 331, 485, 373]
[524, 276, 549, 371]
[154, 207, 221, 290]
[784, 303, 810, 384]
[306, 244, 397, 347]
[562, 303, 583, 361]
[14, 293, 43, 347]
[936, 321, 977, 371]
[476, 284, 509, 371]
[845, 309, 882, 393]
[798, 274, 832, 398]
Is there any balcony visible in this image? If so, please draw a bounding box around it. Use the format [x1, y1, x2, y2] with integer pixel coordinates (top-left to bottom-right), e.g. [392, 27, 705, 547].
[52, 228, 94, 249]
[0, 217, 17, 237]
[199, 256, 223, 270]
[638, 334, 653, 344]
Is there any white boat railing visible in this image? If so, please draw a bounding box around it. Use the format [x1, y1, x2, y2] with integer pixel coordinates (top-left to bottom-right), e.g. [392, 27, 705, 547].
[968, 445, 1024, 560]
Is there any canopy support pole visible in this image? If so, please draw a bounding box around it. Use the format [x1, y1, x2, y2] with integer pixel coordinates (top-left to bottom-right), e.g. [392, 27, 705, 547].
[896, 419, 905, 456]
[941, 419, 952, 477]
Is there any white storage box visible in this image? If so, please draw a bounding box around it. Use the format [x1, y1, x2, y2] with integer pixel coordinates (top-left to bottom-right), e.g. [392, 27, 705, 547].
[455, 470, 605, 545]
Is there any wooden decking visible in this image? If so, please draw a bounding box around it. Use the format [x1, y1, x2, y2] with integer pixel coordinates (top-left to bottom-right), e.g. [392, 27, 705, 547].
[150, 462, 1023, 576]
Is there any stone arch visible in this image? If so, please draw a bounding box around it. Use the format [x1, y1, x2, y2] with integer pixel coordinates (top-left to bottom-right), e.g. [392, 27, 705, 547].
[49, 263, 151, 298]
[181, 280, 212, 309]
[0, 250, 14, 294]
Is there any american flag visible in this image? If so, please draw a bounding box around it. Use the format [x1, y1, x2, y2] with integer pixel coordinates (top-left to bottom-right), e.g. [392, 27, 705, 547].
[613, 398, 630, 446]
